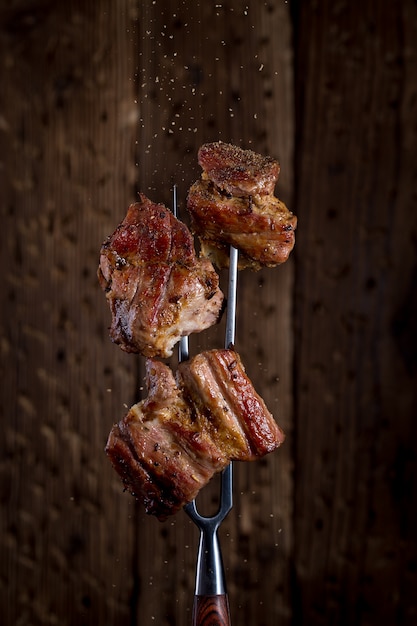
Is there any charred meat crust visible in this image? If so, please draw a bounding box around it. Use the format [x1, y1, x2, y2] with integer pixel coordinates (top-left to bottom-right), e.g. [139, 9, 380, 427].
[198, 141, 280, 197]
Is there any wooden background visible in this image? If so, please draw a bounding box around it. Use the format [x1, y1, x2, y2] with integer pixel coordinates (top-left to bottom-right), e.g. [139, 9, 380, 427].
[1, 1, 416, 625]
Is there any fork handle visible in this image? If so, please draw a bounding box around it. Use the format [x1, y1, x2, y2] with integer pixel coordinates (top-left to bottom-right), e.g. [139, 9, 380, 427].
[192, 593, 231, 626]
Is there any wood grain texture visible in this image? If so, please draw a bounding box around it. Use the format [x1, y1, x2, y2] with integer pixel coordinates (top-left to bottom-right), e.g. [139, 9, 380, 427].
[2, 0, 416, 625]
[0, 1, 138, 624]
[192, 594, 230, 626]
[7, 1, 417, 625]
[292, 1, 417, 624]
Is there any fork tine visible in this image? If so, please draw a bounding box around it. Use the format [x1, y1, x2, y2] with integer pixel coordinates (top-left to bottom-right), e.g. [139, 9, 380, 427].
[225, 245, 238, 349]
[173, 184, 189, 363]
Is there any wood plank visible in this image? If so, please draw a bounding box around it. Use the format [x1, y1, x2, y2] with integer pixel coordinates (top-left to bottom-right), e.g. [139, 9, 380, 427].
[0, 1, 138, 624]
[133, 1, 294, 624]
[292, 1, 417, 623]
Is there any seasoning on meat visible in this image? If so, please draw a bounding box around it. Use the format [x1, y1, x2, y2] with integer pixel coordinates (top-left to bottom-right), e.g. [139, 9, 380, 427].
[98, 193, 224, 358]
[197, 141, 280, 197]
[105, 349, 285, 520]
[187, 141, 297, 270]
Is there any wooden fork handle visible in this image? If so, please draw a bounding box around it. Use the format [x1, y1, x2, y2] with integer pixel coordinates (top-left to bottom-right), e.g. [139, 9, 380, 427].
[192, 593, 231, 626]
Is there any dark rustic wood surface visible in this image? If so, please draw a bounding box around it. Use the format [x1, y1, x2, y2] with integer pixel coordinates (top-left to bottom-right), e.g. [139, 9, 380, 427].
[0, 2, 139, 624]
[1, 1, 416, 625]
[292, 1, 417, 625]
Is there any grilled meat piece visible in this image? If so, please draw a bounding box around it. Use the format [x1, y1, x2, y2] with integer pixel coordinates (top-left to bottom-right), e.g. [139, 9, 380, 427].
[187, 178, 297, 270]
[187, 142, 297, 270]
[106, 359, 226, 520]
[198, 141, 280, 197]
[98, 193, 224, 358]
[106, 349, 285, 520]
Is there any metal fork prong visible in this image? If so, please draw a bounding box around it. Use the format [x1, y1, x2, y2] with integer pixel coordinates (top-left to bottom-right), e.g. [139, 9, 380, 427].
[185, 463, 233, 598]
[173, 183, 178, 216]
[173, 184, 189, 362]
[225, 245, 238, 349]
[185, 461, 233, 525]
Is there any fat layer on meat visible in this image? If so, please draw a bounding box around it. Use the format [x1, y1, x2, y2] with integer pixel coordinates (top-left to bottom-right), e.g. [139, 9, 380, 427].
[98, 193, 224, 357]
[177, 350, 284, 458]
[105, 349, 285, 520]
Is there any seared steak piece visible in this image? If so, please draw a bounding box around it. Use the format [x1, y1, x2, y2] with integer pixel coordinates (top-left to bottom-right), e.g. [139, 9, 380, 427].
[187, 142, 297, 270]
[188, 178, 297, 270]
[105, 349, 285, 520]
[98, 193, 224, 358]
[197, 141, 280, 197]
[106, 359, 226, 520]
